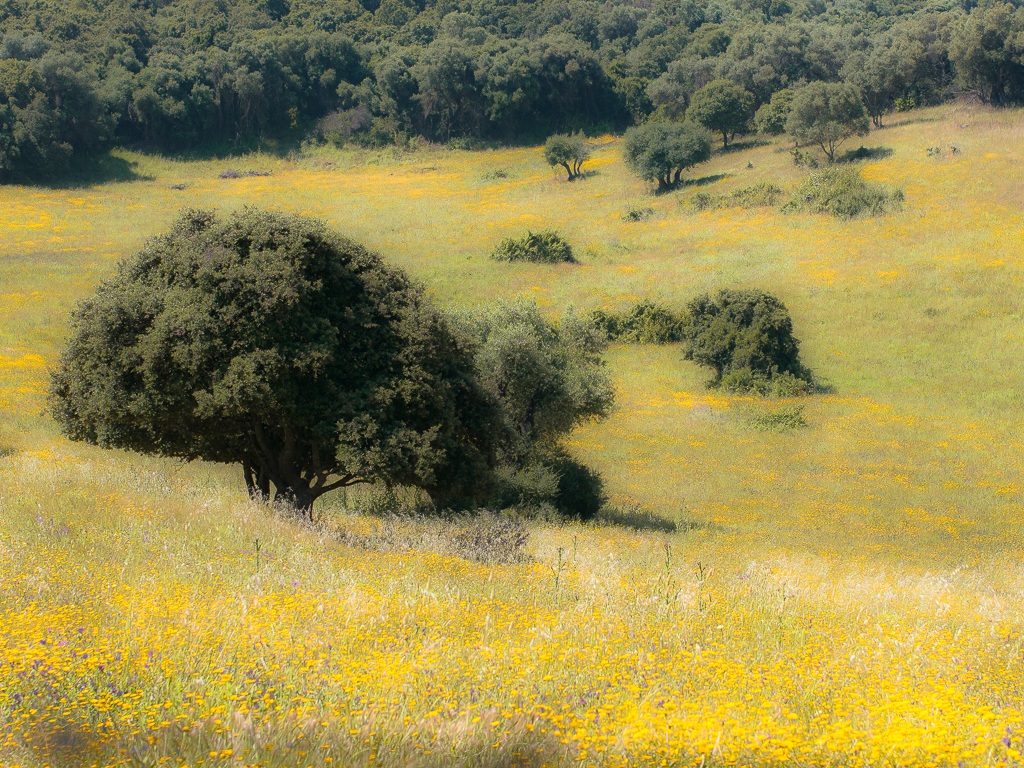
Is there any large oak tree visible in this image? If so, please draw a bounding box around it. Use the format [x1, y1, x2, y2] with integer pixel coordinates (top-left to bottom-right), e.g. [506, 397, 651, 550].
[49, 207, 505, 515]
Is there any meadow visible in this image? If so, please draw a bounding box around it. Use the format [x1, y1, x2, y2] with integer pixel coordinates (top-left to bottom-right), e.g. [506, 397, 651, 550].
[1, 103, 1024, 767]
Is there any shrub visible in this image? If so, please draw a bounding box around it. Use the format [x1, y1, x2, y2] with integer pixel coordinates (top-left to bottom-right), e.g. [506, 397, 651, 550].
[791, 148, 819, 168]
[688, 191, 720, 211]
[720, 369, 814, 396]
[747, 404, 809, 432]
[731, 182, 783, 207]
[621, 206, 654, 221]
[491, 230, 576, 263]
[682, 288, 814, 394]
[590, 300, 687, 344]
[686, 182, 783, 212]
[783, 168, 904, 218]
[490, 449, 605, 520]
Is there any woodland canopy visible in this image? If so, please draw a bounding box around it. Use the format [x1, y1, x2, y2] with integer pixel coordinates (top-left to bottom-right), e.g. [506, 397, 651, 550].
[1, 0, 1022, 179]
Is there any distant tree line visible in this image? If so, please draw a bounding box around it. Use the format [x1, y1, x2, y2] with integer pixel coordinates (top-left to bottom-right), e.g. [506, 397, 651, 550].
[2, 0, 1024, 179]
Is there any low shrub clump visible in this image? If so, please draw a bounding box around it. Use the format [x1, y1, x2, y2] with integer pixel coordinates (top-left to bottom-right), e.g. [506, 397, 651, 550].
[590, 300, 687, 344]
[688, 182, 784, 212]
[492, 448, 606, 521]
[747, 404, 809, 432]
[783, 168, 904, 218]
[491, 229, 576, 264]
[719, 368, 814, 396]
[621, 206, 654, 221]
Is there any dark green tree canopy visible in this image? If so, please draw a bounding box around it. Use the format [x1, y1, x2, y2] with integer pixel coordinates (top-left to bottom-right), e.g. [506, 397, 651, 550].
[950, 2, 1024, 106]
[842, 30, 926, 128]
[622, 120, 712, 191]
[686, 78, 753, 148]
[543, 132, 590, 180]
[785, 81, 870, 163]
[682, 288, 810, 390]
[1, 0, 1020, 181]
[49, 208, 505, 514]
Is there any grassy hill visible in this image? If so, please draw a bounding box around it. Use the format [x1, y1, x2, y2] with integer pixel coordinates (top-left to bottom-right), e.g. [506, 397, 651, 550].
[2, 104, 1024, 767]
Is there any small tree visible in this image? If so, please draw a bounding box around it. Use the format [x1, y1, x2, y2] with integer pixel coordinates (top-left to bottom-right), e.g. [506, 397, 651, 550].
[543, 132, 590, 180]
[622, 121, 713, 192]
[842, 33, 924, 128]
[785, 81, 870, 164]
[681, 289, 812, 393]
[687, 79, 753, 149]
[49, 208, 505, 516]
[754, 89, 795, 135]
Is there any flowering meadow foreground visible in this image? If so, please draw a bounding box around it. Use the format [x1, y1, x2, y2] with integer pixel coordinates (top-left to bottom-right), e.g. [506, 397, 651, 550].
[3, 104, 1024, 767]
[1, 445, 1023, 768]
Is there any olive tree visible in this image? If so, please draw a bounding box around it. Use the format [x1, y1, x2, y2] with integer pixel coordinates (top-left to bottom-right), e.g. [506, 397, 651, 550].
[785, 81, 870, 164]
[543, 132, 590, 180]
[686, 79, 753, 148]
[49, 208, 505, 516]
[622, 120, 712, 192]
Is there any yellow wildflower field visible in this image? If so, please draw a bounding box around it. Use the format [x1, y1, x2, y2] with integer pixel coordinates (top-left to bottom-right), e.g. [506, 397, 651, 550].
[1, 104, 1024, 767]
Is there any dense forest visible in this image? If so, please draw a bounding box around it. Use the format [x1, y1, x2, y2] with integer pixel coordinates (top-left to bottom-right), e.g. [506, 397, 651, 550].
[0, 0, 1022, 179]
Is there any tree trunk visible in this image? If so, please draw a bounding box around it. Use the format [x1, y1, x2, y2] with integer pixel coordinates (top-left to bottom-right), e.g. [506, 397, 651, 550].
[274, 485, 319, 520]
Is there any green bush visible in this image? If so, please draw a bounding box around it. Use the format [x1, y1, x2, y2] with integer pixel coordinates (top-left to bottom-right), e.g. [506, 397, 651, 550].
[491, 448, 604, 520]
[720, 369, 813, 396]
[783, 168, 904, 218]
[491, 230, 576, 264]
[731, 182, 784, 207]
[688, 191, 720, 211]
[747, 404, 809, 432]
[682, 288, 814, 394]
[590, 300, 687, 344]
[687, 182, 783, 212]
[621, 206, 654, 221]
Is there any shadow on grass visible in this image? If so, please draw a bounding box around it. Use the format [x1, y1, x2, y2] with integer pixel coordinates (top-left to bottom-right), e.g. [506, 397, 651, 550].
[652, 173, 728, 195]
[681, 173, 728, 188]
[596, 504, 679, 533]
[882, 114, 941, 129]
[720, 137, 771, 153]
[9, 151, 155, 189]
[19, 713, 562, 768]
[837, 145, 894, 163]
